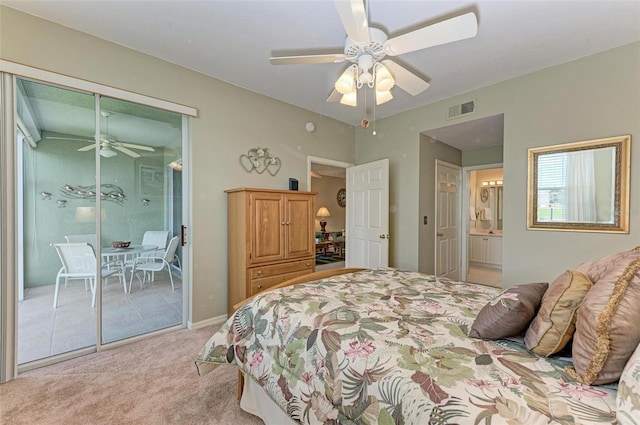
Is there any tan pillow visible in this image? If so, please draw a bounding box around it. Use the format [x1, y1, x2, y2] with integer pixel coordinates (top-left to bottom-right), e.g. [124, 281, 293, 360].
[575, 246, 640, 284]
[469, 282, 548, 340]
[524, 270, 592, 356]
[568, 257, 640, 385]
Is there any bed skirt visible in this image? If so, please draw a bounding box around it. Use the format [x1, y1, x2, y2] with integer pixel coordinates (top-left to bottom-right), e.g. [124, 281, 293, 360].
[240, 372, 297, 425]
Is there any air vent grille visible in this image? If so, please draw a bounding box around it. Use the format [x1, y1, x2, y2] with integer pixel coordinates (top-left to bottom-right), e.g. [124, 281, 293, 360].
[447, 99, 476, 119]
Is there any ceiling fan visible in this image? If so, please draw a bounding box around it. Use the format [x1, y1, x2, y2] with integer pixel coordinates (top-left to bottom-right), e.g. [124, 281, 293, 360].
[46, 112, 155, 158]
[269, 0, 478, 107]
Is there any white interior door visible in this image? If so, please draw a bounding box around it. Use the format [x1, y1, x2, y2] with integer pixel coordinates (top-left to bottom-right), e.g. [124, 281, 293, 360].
[435, 160, 461, 279]
[346, 158, 389, 268]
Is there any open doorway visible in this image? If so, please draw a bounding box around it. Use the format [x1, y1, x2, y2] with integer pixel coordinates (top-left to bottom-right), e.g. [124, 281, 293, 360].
[307, 156, 352, 271]
[422, 114, 504, 284]
[466, 166, 503, 287]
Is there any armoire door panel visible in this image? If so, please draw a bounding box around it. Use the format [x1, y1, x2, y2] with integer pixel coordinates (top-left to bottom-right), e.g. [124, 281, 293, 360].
[250, 193, 285, 264]
[285, 195, 315, 258]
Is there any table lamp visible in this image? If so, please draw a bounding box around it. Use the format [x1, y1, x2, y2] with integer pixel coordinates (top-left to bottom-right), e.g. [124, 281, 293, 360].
[316, 206, 331, 233]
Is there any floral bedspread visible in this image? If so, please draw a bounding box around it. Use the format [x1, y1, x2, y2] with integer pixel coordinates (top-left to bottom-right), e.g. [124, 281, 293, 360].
[196, 268, 617, 424]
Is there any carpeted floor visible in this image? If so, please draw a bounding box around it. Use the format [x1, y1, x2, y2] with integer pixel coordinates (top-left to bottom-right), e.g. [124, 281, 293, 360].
[0, 325, 265, 425]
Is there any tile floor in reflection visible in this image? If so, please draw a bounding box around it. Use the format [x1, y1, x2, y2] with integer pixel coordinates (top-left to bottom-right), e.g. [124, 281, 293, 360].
[466, 265, 502, 288]
[18, 271, 182, 365]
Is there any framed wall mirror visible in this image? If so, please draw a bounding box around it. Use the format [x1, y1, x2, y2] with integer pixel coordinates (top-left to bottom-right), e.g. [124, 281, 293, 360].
[527, 135, 630, 233]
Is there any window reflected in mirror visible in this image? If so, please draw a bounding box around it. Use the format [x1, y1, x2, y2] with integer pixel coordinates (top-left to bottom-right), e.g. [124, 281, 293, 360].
[528, 135, 630, 233]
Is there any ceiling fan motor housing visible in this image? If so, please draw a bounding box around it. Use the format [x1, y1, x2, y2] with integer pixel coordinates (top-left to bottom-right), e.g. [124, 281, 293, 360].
[344, 28, 387, 62]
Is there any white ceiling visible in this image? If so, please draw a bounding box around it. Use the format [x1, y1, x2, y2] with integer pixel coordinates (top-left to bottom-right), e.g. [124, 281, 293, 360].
[5, 0, 640, 149]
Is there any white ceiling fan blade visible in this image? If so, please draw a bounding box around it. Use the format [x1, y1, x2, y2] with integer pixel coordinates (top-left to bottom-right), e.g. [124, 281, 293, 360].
[118, 142, 155, 152]
[384, 12, 478, 56]
[77, 144, 97, 152]
[113, 145, 141, 158]
[270, 54, 346, 65]
[334, 0, 371, 44]
[381, 60, 430, 96]
[47, 136, 93, 142]
[326, 89, 342, 103]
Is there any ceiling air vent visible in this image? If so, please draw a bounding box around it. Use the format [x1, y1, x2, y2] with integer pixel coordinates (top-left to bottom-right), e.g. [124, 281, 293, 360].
[447, 99, 476, 120]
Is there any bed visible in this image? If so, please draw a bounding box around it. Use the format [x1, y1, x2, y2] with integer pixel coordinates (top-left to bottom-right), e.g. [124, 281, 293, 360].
[196, 267, 640, 424]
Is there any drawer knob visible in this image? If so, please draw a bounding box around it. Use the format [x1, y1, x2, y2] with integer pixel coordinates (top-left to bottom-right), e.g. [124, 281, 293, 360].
[306, 262, 310, 266]
[257, 284, 262, 289]
[257, 270, 262, 275]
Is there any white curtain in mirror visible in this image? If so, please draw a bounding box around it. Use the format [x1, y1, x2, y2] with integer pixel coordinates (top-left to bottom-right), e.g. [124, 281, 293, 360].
[565, 150, 596, 222]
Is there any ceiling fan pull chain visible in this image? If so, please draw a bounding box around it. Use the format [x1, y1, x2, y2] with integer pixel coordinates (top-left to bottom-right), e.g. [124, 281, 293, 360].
[373, 90, 376, 135]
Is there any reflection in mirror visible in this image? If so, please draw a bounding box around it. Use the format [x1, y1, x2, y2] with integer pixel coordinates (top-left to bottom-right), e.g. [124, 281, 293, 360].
[470, 169, 503, 233]
[527, 135, 630, 233]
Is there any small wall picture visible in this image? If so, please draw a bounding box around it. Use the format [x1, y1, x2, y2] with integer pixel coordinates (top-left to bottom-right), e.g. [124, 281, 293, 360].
[138, 164, 164, 197]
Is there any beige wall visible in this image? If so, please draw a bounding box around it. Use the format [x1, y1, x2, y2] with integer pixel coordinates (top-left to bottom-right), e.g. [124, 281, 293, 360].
[311, 176, 346, 234]
[462, 145, 503, 167]
[357, 41, 640, 285]
[0, 6, 355, 322]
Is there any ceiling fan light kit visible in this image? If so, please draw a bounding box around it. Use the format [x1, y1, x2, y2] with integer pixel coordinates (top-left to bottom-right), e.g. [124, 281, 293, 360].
[269, 0, 478, 111]
[100, 145, 117, 158]
[375, 89, 393, 106]
[335, 64, 357, 95]
[340, 91, 357, 107]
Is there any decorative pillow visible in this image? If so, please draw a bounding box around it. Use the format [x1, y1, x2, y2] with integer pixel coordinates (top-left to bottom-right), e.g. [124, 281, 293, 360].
[617, 343, 640, 425]
[469, 282, 548, 340]
[569, 257, 640, 385]
[524, 270, 592, 356]
[575, 246, 640, 284]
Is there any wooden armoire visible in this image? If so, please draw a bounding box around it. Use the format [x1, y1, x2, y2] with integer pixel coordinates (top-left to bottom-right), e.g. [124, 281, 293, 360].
[225, 188, 316, 314]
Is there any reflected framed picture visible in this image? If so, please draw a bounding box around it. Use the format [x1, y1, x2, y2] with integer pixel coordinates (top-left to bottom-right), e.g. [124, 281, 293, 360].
[137, 164, 164, 198]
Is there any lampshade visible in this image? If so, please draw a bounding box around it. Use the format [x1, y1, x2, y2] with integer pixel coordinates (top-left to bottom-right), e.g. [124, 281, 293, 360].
[100, 146, 117, 158]
[335, 65, 357, 95]
[316, 207, 331, 217]
[340, 91, 357, 107]
[375, 89, 393, 105]
[375, 63, 395, 92]
[168, 158, 182, 171]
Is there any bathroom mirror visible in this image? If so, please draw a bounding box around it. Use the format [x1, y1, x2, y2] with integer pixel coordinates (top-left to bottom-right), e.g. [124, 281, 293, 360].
[527, 135, 630, 233]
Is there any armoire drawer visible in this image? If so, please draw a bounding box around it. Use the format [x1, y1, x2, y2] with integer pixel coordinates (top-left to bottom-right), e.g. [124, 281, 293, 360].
[249, 259, 314, 295]
[250, 259, 313, 280]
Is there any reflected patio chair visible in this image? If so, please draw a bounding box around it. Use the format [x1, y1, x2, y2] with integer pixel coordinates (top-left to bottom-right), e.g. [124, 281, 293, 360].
[64, 234, 97, 249]
[141, 230, 170, 256]
[129, 236, 180, 293]
[124, 230, 171, 270]
[51, 243, 124, 308]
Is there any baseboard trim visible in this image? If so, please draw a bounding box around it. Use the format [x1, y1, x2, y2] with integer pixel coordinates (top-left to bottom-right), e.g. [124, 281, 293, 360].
[188, 314, 228, 330]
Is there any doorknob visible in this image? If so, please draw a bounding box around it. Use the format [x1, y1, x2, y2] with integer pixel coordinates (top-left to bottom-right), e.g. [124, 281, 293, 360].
[437, 232, 444, 237]
[379, 234, 389, 239]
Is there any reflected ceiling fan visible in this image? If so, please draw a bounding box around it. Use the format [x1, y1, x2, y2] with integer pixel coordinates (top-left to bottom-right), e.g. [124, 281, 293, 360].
[269, 0, 478, 107]
[46, 112, 155, 158]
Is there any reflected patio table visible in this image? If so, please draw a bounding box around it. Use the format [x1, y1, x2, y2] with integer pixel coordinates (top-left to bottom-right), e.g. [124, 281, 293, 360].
[101, 245, 157, 270]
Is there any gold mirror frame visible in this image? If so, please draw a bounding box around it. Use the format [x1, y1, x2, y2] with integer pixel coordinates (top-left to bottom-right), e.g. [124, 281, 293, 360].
[527, 135, 630, 233]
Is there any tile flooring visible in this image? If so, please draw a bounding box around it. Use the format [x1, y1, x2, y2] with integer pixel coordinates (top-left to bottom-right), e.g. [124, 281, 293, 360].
[18, 271, 182, 365]
[466, 265, 503, 288]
